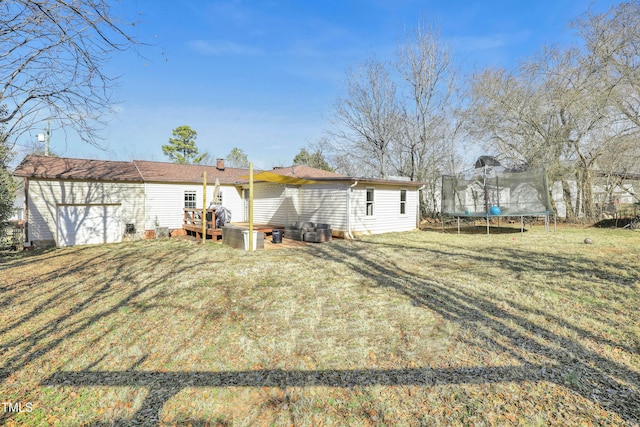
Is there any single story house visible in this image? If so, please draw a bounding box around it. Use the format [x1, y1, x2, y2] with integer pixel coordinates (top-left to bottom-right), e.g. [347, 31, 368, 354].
[13, 155, 425, 247]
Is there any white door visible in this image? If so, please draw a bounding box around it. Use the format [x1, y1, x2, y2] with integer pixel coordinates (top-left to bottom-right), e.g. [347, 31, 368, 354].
[56, 205, 123, 247]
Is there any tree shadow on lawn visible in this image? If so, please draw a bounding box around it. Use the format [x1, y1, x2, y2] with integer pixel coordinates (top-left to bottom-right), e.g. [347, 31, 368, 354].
[308, 240, 640, 422]
[35, 239, 640, 426]
[0, 242, 208, 424]
[2, 239, 639, 426]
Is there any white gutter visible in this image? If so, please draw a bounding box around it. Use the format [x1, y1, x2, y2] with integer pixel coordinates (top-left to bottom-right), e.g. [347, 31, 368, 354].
[416, 184, 426, 228]
[346, 180, 358, 239]
[132, 161, 148, 232]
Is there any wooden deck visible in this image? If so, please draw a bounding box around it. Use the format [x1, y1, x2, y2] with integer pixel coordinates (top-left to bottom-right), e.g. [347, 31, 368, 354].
[182, 212, 312, 249]
[182, 210, 285, 241]
[230, 223, 285, 236]
[183, 208, 222, 240]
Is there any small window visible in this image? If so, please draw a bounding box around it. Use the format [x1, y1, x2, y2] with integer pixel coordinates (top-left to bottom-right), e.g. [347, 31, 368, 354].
[215, 191, 223, 205]
[400, 189, 407, 215]
[366, 188, 374, 216]
[184, 191, 196, 209]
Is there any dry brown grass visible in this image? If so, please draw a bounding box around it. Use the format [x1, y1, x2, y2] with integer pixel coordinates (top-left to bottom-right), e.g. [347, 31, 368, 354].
[1, 225, 639, 426]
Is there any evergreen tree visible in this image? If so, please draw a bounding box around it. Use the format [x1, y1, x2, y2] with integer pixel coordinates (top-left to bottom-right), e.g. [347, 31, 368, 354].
[162, 126, 207, 164]
[0, 129, 15, 241]
[226, 147, 249, 168]
[293, 148, 334, 171]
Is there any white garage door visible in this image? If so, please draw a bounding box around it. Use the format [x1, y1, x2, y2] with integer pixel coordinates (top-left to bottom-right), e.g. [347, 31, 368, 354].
[56, 205, 123, 247]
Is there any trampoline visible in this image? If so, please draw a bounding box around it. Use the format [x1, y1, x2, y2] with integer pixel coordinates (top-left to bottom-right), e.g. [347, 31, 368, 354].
[441, 159, 555, 234]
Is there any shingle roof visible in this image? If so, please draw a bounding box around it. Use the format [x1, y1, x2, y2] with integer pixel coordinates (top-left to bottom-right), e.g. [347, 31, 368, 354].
[13, 155, 425, 187]
[269, 165, 425, 186]
[13, 155, 143, 181]
[133, 160, 251, 184]
[269, 165, 347, 179]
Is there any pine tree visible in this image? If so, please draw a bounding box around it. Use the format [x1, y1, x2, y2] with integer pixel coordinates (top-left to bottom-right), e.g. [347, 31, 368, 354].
[162, 126, 207, 164]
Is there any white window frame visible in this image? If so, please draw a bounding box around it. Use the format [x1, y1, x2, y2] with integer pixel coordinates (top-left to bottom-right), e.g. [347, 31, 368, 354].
[184, 191, 196, 209]
[400, 189, 407, 215]
[365, 188, 375, 217]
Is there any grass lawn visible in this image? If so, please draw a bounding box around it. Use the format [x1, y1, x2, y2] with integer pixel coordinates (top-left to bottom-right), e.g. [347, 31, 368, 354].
[0, 226, 639, 426]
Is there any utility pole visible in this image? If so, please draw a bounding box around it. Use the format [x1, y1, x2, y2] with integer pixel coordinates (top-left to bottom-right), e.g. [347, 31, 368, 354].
[36, 121, 51, 156]
[45, 121, 50, 156]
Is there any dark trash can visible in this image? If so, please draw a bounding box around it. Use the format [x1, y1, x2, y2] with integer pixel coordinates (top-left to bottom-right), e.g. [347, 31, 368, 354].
[272, 229, 283, 244]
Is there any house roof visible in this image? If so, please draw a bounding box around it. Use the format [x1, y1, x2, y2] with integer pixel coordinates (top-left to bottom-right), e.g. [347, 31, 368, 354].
[13, 155, 143, 181]
[14, 155, 425, 187]
[133, 160, 250, 184]
[268, 165, 425, 187]
[269, 165, 347, 179]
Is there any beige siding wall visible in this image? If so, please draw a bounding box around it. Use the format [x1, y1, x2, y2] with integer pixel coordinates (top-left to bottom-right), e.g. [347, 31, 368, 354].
[145, 182, 243, 230]
[350, 184, 418, 235]
[26, 179, 145, 244]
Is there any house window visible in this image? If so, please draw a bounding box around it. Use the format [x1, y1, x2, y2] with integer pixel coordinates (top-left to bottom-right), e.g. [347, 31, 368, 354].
[400, 189, 407, 215]
[366, 188, 374, 216]
[215, 191, 223, 205]
[184, 191, 196, 209]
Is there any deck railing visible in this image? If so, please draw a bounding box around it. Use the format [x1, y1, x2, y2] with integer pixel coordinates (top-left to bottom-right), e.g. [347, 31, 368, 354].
[183, 208, 216, 230]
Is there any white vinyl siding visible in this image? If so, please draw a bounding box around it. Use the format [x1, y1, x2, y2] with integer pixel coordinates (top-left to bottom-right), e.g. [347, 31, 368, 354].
[350, 185, 418, 235]
[56, 204, 123, 246]
[26, 179, 144, 246]
[246, 182, 415, 235]
[247, 183, 349, 230]
[249, 183, 288, 225]
[145, 182, 243, 230]
[25, 177, 420, 244]
[297, 184, 348, 230]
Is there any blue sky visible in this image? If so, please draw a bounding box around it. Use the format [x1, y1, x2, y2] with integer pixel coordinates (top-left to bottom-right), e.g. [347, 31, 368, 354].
[18, 0, 621, 169]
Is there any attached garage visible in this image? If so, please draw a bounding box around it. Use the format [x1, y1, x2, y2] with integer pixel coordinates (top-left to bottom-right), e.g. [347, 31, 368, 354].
[56, 204, 123, 247]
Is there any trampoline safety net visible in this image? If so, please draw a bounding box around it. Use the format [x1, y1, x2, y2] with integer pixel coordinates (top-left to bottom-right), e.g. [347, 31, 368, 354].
[441, 167, 553, 217]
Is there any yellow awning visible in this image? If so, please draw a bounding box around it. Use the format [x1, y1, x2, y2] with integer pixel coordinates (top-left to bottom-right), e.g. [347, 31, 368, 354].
[241, 170, 319, 185]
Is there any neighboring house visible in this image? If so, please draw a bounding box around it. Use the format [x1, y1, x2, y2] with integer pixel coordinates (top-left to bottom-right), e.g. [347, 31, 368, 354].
[13, 155, 424, 247]
[550, 178, 638, 218]
[9, 178, 24, 222]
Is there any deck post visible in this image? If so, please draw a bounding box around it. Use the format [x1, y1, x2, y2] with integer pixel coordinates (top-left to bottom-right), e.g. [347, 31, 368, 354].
[249, 162, 254, 252]
[202, 171, 207, 244]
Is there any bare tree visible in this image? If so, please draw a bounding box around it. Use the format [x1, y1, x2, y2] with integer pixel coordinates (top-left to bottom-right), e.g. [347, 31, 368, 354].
[395, 23, 458, 215]
[395, 24, 453, 180]
[327, 23, 460, 217]
[328, 59, 402, 178]
[0, 0, 136, 146]
[469, 42, 638, 220]
[574, 1, 640, 127]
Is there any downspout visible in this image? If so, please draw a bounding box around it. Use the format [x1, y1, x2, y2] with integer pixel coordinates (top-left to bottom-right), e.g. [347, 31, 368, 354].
[416, 184, 426, 228]
[346, 180, 358, 239]
[133, 161, 147, 236]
